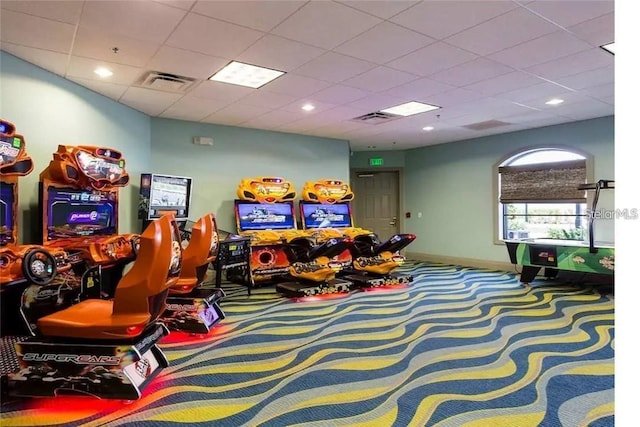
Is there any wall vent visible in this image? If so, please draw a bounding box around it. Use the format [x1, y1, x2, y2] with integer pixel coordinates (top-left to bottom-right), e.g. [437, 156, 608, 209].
[138, 71, 197, 93]
[350, 111, 401, 125]
[462, 120, 512, 130]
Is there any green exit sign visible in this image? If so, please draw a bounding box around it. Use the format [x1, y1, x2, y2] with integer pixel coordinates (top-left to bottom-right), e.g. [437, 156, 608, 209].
[369, 157, 384, 166]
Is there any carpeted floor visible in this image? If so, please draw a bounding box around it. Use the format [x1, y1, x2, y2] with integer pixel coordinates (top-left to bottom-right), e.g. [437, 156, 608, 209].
[0, 263, 614, 426]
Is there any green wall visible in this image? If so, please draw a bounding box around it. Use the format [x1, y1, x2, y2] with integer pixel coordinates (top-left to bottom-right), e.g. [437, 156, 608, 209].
[150, 118, 350, 232]
[402, 116, 615, 263]
[0, 51, 151, 243]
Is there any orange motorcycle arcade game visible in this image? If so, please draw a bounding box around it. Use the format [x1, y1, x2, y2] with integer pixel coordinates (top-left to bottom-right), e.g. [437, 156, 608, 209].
[235, 177, 353, 298]
[138, 173, 225, 334]
[300, 179, 416, 289]
[2, 124, 183, 400]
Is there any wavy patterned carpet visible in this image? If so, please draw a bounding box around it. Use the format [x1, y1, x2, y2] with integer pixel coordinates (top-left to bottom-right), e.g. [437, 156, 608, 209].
[0, 263, 614, 427]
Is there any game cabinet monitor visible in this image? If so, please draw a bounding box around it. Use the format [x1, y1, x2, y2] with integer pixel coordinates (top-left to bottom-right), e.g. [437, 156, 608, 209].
[299, 201, 353, 230]
[235, 200, 296, 233]
[138, 174, 193, 221]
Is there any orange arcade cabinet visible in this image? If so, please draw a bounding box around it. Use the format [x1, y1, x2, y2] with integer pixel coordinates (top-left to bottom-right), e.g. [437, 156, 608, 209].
[1, 119, 75, 337]
[235, 177, 311, 288]
[300, 179, 416, 289]
[39, 145, 138, 299]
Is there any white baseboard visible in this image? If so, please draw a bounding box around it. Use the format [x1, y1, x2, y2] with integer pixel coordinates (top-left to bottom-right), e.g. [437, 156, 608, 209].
[405, 251, 515, 273]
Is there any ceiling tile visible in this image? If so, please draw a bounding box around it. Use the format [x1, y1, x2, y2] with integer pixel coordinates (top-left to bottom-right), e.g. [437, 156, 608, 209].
[119, 87, 183, 116]
[66, 56, 145, 86]
[334, 22, 434, 64]
[336, 1, 418, 19]
[310, 85, 371, 105]
[1, 43, 68, 76]
[430, 58, 513, 87]
[236, 35, 326, 72]
[72, 27, 161, 68]
[380, 78, 454, 102]
[523, 0, 614, 28]
[153, 1, 196, 11]
[237, 91, 298, 109]
[201, 103, 273, 126]
[270, 1, 381, 49]
[580, 83, 614, 102]
[261, 74, 332, 98]
[81, 1, 187, 43]
[240, 109, 299, 128]
[146, 46, 229, 80]
[444, 7, 560, 56]
[421, 88, 485, 108]
[166, 13, 264, 58]
[346, 93, 407, 113]
[390, 0, 519, 40]
[489, 31, 593, 69]
[558, 99, 614, 120]
[192, 0, 304, 32]
[524, 48, 613, 80]
[553, 66, 614, 91]
[279, 100, 337, 114]
[495, 81, 571, 103]
[67, 76, 129, 100]
[567, 13, 614, 47]
[293, 52, 376, 83]
[516, 90, 594, 111]
[188, 80, 255, 102]
[388, 42, 478, 76]
[342, 66, 418, 92]
[0, 10, 75, 53]
[462, 71, 544, 96]
[0, 1, 82, 24]
[159, 95, 230, 121]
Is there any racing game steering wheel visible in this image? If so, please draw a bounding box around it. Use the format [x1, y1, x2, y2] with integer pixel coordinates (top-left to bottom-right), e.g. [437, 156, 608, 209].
[22, 249, 57, 285]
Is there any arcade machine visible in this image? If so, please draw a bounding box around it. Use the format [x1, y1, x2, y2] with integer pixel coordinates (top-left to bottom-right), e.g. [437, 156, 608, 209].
[1, 119, 73, 339]
[505, 180, 615, 286]
[3, 214, 183, 400]
[300, 179, 416, 289]
[39, 145, 137, 300]
[138, 174, 225, 333]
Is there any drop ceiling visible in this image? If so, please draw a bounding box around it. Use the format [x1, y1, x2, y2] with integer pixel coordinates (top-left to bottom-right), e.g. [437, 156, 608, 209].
[0, 0, 614, 151]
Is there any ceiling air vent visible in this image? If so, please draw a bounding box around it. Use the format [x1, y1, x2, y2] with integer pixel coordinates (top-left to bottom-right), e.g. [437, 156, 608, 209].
[350, 111, 401, 125]
[138, 71, 197, 93]
[462, 120, 512, 130]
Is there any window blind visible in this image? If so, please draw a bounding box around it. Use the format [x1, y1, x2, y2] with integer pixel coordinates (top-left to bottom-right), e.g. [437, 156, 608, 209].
[499, 159, 587, 203]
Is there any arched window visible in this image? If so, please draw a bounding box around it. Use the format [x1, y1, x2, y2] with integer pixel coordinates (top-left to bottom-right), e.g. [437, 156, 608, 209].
[497, 148, 590, 241]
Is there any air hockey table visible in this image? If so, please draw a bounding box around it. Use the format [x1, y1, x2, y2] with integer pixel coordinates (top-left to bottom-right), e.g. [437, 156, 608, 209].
[505, 238, 614, 284]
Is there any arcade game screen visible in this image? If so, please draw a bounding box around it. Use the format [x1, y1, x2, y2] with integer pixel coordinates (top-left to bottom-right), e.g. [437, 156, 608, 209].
[44, 186, 117, 241]
[0, 182, 15, 244]
[300, 202, 353, 229]
[235, 201, 295, 232]
[140, 174, 192, 220]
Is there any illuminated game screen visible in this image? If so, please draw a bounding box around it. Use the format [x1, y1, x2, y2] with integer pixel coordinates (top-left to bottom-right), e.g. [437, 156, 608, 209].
[0, 182, 15, 245]
[139, 174, 192, 220]
[300, 202, 353, 229]
[235, 201, 295, 232]
[44, 186, 117, 241]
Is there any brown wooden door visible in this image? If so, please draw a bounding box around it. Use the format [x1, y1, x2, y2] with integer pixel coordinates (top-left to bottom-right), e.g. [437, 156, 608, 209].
[351, 171, 400, 242]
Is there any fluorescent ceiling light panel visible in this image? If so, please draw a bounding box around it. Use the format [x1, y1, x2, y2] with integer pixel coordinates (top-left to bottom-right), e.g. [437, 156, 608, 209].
[545, 98, 564, 106]
[209, 61, 285, 88]
[600, 42, 614, 55]
[94, 67, 113, 78]
[380, 101, 440, 117]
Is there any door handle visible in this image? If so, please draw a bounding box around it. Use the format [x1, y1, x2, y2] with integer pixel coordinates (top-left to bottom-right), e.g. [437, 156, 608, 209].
[390, 216, 397, 226]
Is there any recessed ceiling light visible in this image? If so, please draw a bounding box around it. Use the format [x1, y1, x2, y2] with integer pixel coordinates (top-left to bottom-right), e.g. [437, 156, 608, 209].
[94, 67, 113, 78]
[380, 101, 440, 117]
[302, 104, 315, 111]
[422, 126, 434, 131]
[209, 61, 285, 89]
[600, 42, 614, 55]
[545, 98, 564, 106]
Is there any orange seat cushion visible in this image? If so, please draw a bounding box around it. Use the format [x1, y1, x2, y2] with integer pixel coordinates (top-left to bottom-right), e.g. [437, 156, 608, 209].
[38, 299, 151, 340]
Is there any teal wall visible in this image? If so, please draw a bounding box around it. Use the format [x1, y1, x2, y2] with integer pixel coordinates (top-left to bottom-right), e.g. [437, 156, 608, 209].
[150, 118, 350, 232]
[0, 52, 151, 243]
[350, 150, 405, 169]
[403, 116, 615, 263]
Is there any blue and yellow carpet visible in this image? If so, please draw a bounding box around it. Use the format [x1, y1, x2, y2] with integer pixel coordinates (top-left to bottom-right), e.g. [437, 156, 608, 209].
[0, 263, 614, 426]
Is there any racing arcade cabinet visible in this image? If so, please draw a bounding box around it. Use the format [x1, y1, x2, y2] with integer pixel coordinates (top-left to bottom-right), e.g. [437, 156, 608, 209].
[300, 179, 416, 289]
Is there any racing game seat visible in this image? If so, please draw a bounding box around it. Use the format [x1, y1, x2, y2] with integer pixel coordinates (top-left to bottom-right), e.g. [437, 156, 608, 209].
[170, 213, 218, 295]
[37, 214, 181, 340]
[350, 233, 416, 275]
[284, 237, 353, 283]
